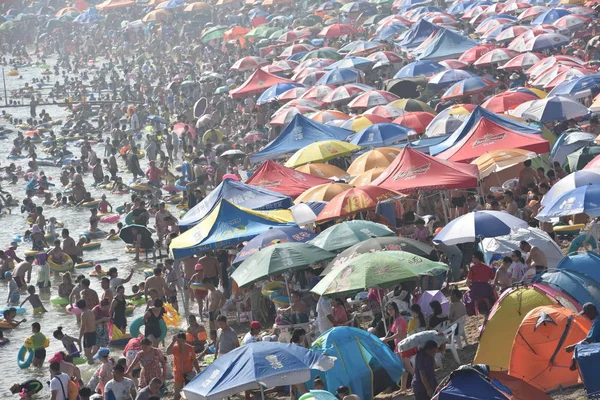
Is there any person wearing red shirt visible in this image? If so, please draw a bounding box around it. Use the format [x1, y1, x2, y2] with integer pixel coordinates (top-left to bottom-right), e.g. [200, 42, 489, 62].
[466, 251, 496, 315]
[145, 160, 162, 186]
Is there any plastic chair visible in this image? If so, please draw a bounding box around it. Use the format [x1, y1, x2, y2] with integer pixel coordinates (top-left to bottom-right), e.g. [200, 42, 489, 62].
[454, 315, 469, 350]
[442, 323, 460, 365]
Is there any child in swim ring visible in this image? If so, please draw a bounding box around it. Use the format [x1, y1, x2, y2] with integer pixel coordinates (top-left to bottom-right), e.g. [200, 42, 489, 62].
[3, 308, 25, 327]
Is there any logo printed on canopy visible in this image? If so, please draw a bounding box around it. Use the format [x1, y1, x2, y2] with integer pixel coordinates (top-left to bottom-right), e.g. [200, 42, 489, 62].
[472, 133, 506, 148]
[393, 163, 431, 181]
[253, 179, 283, 189]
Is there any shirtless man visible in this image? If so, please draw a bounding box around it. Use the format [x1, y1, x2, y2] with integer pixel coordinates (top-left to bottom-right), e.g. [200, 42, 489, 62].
[520, 241, 548, 274]
[504, 190, 518, 217]
[89, 208, 100, 233]
[77, 299, 97, 364]
[80, 279, 99, 310]
[518, 160, 537, 194]
[61, 229, 78, 265]
[13, 255, 34, 288]
[203, 277, 225, 334]
[144, 267, 169, 302]
[197, 252, 221, 287]
[100, 277, 113, 303]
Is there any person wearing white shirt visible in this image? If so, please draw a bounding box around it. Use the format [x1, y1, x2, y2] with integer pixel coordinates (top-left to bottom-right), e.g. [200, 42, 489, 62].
[50, 361, 70, 400]
[104, 364, 137, 400]
[312, 293, 334, 335]
[242, 321, 262, 345]
[510, 250, 527, 284]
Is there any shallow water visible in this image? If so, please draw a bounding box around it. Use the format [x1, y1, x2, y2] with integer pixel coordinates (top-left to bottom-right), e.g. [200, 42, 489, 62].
[0, 59, 166, 396]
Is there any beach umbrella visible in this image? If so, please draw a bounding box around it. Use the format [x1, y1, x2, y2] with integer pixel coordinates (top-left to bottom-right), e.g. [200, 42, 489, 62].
[494, 25, 532, 42]
[367, 50, 403, 65]
[394, 61, 445, 78]
[301, 85, 336, 101]
[184, 2, 211, 12]
[56, 7, 80, 16]
[310, 220, 395, 252]
[544, 68, 594, 91]
[340, 114, 390, 132]
[231, 242, 335, 287]
[340, 1, 375, 13]
[373, 24, 407, 42]
[531, 8, 571, 25]
[315, 186, 401, 222]
[348, 167, 387, 186]
[473, 48, 520, 66]
[568, 145, 600, 172]
[300, 48, 343, 61]
[508, 87, 547, 99]
[548, 74, 600, 99]
[284, 140, 360, 168]
[315, 68, 363, 86]
[324, 56, 373, 71]
[322, 84, 369, 104]
[433, 210, 529, 245]
[392, 112, 436, 134]
[277, 87, 309, 102]
[541, 169, 600, 206]
[482, 91, 538, 113]
[270, 106, 317, 126]
[200, 25, 227, 42]
[295, 163, 348, 179]
[318, 23, 358, 37]
[536, 185, 600, 221]
[245, 25, 280, 39]
[141, 9, 171, 23]
[472, 149, 539, 178]
[523, 33, 570, 51]
[290, 202, 327, 225]
[457, 44, 497, 64]
[441, 76, 498, 100]
[233, 226, 316, 265]
[244, 131, 264, 143]
[230, 56, 268, 71]
[504, 2, 532, 13]
[311, 251, 448, 296]
[347, 42, 386, 56]
[156, 0, 184, 9]
[347, 147, 402, 175]
[517, 5, 549, 21]
[280, 44, 314, 59]
[425, 107, 471, 137]
[500, 52, 544, 71]
[309, 110, 350, 124]
[553, 14, 591, 31]
[119, 224, 154, 248]
[273, 60, 299, 72]
[276, 30, 311, 43]
[297, 71, 327, 86]
[286, 99, 324, 109]
[438, 59, 469, 70]
[428, 69, 475, 86]
[261, 65, 285, 75]
[521, 95, 588, 122]
[350, 123, 413, 147]
[387, 98, 436, 113]
[256, 82, 304, 105]
[347, 90, 399, 109]
[295, 183, 353, 204]
[363, 105, 407, 120]
[183, 342, 334, 400]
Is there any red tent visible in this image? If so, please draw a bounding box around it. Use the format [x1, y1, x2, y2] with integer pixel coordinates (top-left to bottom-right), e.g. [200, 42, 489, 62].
[436, 117, 550, 163]
[371, 147, 479, 192]
[230, 69, 294, 99]
[246, 160, 331, 198]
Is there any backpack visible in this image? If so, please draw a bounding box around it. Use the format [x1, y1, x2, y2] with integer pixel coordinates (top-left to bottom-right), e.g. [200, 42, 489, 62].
[55, 374, 79, 400]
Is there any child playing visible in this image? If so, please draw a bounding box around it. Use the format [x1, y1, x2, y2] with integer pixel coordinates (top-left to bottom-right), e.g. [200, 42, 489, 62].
[21, 285, 47, 313]
[53, 326, 81, 358]
[3, 308, 26, 327]
[35, 252, 51, 290]
[6, 271, 19, 305]
[9, 379, 43, 399]
[30, 322, 47, 368]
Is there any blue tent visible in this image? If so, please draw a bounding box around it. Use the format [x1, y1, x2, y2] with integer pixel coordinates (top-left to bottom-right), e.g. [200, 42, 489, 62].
[394, 60, 445, 78]
[575, 343, 600, 398]
[416, 29, 478, 61]
[250, 114, 353, 163]
[350, 123, 414, 147]
[541, 269, 600, 309]
[429, 106, 542, 155]
[556, 252, 600, 285]
[169, 199, 295, 258]
[310, 327, 403, 400]
[178, 178, 293, 232]
[397, 19, 439, 50]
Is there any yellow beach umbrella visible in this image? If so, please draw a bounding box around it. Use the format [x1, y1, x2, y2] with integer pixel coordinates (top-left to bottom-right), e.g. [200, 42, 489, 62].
[472, 149, 538, 178]
[284, 140, 360, 168]
[294, 182, 353, 204]
[215, 0, 236, 6]
[347, 147, 401, 176]
[183, 1, 211, 11]
[142, 9, 171, 23]
[348, 167, 387, 186]
[294, 163, 348, 179]
[387, 98, 436, 114]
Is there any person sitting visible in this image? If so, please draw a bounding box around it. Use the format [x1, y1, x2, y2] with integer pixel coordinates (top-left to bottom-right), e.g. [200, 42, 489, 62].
[427, 301, 448, 330]
[448, 288, 467, 324]
[332, 298, 348, 326]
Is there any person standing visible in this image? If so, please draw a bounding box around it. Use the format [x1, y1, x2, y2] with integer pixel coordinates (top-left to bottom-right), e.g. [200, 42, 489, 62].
[167, 332, 200, 400]
[125, 338, 167, 389]
[104, 364, 137, 400]
[78, 299, 97, 364]
[520, 241, 548, 274]
[312, 293, 334, 335]
[49, 361, 70, 400]
[215, 315, 239, 358]
[411, 341, 439, 400]
[466, 251, 496, 315]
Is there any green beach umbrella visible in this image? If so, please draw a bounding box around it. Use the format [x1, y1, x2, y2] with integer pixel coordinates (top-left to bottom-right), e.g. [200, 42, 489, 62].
[312, 251, 449, 297]
[246, 25, 281, 39]
[309, 220, 395, 252]
[231, 242, 335, 288]
[268, 28, 288, 40]
[200, 25, 227, 43]
[214, 86, 230, 95]
[300, 48, 343, 62]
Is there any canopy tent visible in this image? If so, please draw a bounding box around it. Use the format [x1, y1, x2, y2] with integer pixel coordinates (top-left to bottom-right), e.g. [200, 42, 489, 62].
[430, 106, 543, 156]
[96, 0, 134, 10]
[541, 269, 600, 309]
[575, 343, 600, 398]
[371, 147, 479, 191]
[416, 29, 478, 61]
[250, 114, 353, 163]
[169, 199, 295, 258]
[397, 19, 440, 50]
[556, 251, 600, 284]
[230, 69, 294, 99]
[178, 178, 293, 232]
[246, 160, 332, 198]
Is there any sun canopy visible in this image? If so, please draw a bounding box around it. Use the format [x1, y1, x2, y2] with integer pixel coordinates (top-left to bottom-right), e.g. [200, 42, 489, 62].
[397, 19, 439, 50]
[250, 114, 353, 163]
[178, 178, 293, 232]
[246, 160, 332, 198]
[371, 147, 479, 191]
[230, 69, 293, 99]
[416, 29, 478, 61]
[169, 199, 295, 258]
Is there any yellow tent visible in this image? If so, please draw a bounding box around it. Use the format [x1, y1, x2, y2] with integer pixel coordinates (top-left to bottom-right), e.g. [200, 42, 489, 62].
[474, 287, 554, 371]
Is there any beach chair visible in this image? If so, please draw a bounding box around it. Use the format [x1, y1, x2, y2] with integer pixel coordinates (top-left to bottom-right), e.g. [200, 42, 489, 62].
[441, 323, 460, 366]
[454, 315, 469, 350]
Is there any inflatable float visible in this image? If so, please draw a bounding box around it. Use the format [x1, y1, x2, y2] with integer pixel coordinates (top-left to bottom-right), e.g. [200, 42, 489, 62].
[82, 242, 101, 251]
[0, 306, 25, 315]
[568, 234, 598, 254]
[50, 296, 69, 306]
[130, 316, 167, 340]
[553, 223, 585, 235]
[48, 254, 74, 273]
[75, 262, 93, 269]
[80, 199, 101, 209]
[100, 214, 120, 223]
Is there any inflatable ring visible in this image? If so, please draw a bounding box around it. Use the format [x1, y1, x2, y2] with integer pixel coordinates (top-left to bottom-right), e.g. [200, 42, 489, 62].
[0, 320, 14, 330]
[0, 306, 25, 315]
[107, 235, 120, 241]
[100, 214, 120, 223]
[125, 305, 135, 316]
[24, 250, 42, 257]
[48, 254, 74, 273]
[261, 281, 284, 298]
[17, 345, 33, 369]
[553, 224, 586, 234]
[80, 231, 106, 239]
[82, 242, 101, 251]
[129, 316, 167, 340]
[66, 304, 82, 315]
[568, 234, 598, 254]
[129, 183, 150, 192]
[125, 247, 153, 254]
[116, 205, 126, 214]
[44, 233, 56, 241]
[128, 297, 146, 306]
[190, 282, 207, 292]
[7, 70, 19, 77]
[270, 293, 290, 306]
[80, 199, 101, 208]
[124, 212, 136, 225]
[143, 269, 153, 278]
[72, 357, 86, 365]
[50, 296, 70, 305]
[75, 262, 93, 269]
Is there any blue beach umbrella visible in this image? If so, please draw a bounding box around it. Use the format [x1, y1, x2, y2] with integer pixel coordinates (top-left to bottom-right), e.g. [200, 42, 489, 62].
[531, 8, 571, 25]
[548, 74, 600, 99]
[434, 210, 528, 245]
[536, 185, 600, 221]
[315, 68, 363, 86]
[428, 69, 475, 86]
[394, 61, 445, 78]
[232, 226, 316, 265]
[256, 82, 304, 105]
[350, 123, 414, 147]
[325, 56, 373, 71]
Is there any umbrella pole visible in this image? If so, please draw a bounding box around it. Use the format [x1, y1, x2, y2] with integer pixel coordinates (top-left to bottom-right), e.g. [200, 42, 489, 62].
[440, 192, 450, 225]
[285, 274, 295, 313]
[259, 384, 266, 400]
[379, 292, 387, 333]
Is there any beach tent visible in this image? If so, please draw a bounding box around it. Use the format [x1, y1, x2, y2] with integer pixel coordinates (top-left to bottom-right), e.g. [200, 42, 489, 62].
[230, 69, 293, 99]
[310, 327, 403, 400]
[169, 199, 295, 258]
[416, 29, 478, 61]
[488, 371, 553, 400]
[250, 114, 353, 163]
[480, 227, 563, 269]
[96, 0, 134, 10]
[430, 106, 543, 156]
[247, 160, 332, 198]
[178, 178, 293, 232]
[575, 343, 600, 398]
[474, 287, 555, 371]
[397, 19, 440, 50]
[509, 305, 591, 392]
[541, 269, 600, 309]
[556, 252, 600, 285]
[370, 147, 479, 192]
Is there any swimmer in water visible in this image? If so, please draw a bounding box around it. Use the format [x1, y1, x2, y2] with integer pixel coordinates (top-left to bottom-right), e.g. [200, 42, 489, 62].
[9, 379, 43, 399]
